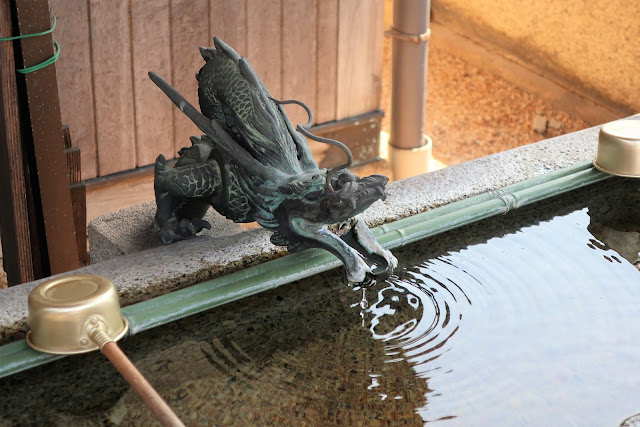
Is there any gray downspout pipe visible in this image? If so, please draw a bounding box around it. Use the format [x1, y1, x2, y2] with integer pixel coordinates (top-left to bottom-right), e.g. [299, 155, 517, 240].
[388, 0, 432, 180]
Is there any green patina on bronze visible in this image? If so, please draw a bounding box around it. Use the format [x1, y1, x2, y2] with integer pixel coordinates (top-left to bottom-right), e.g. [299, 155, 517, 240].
[151, 37, 396, 283]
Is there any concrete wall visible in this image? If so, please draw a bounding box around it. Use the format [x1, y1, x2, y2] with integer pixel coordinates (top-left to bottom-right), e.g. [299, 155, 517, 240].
[431, 0, 639, 114]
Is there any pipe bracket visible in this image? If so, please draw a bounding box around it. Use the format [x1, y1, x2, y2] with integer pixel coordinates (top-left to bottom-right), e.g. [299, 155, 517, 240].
[385, 26, 431, 44]
[492, 190, 517, 214]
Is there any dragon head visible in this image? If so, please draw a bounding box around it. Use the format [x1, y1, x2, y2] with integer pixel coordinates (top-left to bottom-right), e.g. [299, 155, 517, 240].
[263, 96, 389, 226]
[277, 169, 388, 225]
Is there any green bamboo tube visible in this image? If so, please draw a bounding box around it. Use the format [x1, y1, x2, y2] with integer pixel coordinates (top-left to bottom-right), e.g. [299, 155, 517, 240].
[0, 162, 610, 379]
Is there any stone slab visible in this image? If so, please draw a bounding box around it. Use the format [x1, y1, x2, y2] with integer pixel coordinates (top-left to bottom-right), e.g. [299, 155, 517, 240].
[88, 201, 246, 264]
[1, 117, 637, 345]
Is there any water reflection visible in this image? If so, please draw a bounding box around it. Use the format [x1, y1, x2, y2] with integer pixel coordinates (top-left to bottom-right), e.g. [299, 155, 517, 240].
[587, 185, 640, 267]
[1, 179, 639, 425]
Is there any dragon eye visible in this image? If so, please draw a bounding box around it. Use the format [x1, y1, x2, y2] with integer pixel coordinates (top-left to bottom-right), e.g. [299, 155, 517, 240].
[305, 190, 323, 201]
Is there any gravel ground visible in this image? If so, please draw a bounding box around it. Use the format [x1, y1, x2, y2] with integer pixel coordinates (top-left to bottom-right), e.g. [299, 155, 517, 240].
[381, 35, 590, 167]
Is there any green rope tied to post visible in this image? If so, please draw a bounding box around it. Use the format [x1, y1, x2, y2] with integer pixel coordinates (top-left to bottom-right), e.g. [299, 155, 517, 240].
[0, 15, 60, 74]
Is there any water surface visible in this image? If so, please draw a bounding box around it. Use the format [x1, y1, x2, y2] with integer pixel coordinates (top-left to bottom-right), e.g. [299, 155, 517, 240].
[1, 178, 639, 426]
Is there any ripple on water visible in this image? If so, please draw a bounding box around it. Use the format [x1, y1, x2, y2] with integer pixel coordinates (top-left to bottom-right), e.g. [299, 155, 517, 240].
[359, 207, 640, 425]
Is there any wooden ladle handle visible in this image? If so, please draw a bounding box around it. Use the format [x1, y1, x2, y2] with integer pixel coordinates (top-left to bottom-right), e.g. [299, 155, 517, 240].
[101, 342, 184, 427]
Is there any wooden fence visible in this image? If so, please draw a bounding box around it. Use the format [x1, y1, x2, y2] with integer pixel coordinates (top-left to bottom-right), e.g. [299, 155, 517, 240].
[51, 0, 384, 179]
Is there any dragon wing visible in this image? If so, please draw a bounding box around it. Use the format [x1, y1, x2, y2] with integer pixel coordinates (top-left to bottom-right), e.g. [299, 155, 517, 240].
[197, 37, 318, 174]
[148, 71, 286, 185]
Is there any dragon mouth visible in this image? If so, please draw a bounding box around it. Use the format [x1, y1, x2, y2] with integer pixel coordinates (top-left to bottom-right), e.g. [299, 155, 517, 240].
[327, 174, 388, 221]
[337, 174, 387, 199]
[350, 178, 386, 205]
[355, 174, 388, 200]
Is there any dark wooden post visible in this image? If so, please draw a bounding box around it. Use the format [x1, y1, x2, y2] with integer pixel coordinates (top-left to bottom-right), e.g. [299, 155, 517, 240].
[63, 126, 90, 267]
[0, 0, 34, 285]
[13, 0, 79, 275]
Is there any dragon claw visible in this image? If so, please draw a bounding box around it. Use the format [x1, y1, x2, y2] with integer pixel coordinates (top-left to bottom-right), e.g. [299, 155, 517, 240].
[382, 249, 398, 270]
[346, 256, 373, 284]
[180, 218, 196, 234]
[158, 218, 211, 244]
[192, 219, 212, 231]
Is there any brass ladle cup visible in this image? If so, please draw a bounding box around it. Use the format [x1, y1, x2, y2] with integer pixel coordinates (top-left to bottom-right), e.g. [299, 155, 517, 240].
[26, 274, 184, 427]
[593, 119, 640, 178]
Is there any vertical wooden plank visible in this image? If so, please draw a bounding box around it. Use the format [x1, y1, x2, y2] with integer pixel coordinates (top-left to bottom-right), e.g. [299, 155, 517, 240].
[246, 0, 282, 99]
[15, 0, 80, 274]
[210, 0, 247, 56]
[70, 184, 89, 266]
[51, 0, 98, 179]
[89, 0, 136, 176]
[0, 0, 33, 284]
[131, 0, 174, 167]
[337, 0, 384, 118]
[170, 0, 210, 155]
[209, 0, 223, 40]
[282, 0, 317, 128]
[63, 127, 89, 267]
[316, 0, 338, 124]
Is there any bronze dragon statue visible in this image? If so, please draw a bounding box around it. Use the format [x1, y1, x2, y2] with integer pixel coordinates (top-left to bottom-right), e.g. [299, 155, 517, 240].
[150, 37, 397, 283]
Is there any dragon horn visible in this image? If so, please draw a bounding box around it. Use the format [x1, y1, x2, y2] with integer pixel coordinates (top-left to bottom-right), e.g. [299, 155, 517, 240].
[148, 72, 285, 183]
[269, 97, 353, 192]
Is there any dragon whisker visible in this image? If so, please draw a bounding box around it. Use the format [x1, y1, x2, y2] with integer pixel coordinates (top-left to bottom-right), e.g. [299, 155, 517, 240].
[268, 97, 314, 128]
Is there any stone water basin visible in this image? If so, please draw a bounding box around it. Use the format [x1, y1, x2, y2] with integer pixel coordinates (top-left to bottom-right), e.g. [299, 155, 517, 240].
[0, 177, 638, 425]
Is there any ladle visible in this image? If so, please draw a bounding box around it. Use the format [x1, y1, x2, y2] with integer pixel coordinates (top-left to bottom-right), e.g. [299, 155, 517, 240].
[593, 119, 640, 177]
[26, 274, 184, 427]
